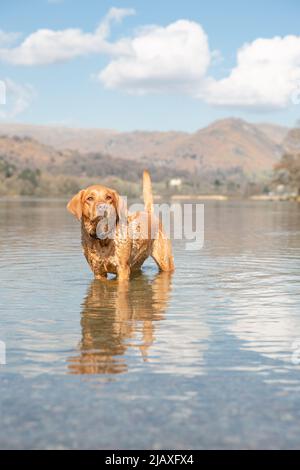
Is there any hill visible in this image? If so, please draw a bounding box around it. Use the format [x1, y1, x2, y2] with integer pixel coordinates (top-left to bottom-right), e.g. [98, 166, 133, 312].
[0, 135, 188, 197]
[0, 118, 290, 197]
[0, 118, 288, 174]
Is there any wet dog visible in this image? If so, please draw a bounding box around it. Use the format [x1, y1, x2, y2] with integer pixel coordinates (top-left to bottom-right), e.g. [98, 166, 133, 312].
[67, 171, 174, 280]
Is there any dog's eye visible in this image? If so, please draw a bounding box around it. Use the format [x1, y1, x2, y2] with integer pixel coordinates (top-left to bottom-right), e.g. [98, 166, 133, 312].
[86, 196, 94, 202]
[105, 194, 113, 202]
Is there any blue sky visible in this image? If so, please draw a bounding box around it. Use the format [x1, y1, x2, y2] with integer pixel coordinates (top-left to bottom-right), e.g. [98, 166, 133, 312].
[0, 0, 300, 131]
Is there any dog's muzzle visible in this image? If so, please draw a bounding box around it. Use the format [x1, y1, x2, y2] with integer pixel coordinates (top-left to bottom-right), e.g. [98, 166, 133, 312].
[95, 203, 117, 240]
[96, 203, 110, 219]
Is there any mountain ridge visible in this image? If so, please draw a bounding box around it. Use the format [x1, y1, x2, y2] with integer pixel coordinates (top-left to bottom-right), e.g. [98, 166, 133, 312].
[0, 118, 290, 176]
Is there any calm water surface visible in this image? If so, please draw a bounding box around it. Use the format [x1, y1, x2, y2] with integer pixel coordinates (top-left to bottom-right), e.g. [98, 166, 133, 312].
[0, 200, 300, 449]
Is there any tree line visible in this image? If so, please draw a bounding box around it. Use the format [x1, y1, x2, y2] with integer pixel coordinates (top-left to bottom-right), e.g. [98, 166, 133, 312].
[274, 128, 300, 197]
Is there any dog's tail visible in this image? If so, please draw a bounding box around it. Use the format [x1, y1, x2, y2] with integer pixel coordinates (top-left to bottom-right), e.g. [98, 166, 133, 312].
[143, 170, 153, 213]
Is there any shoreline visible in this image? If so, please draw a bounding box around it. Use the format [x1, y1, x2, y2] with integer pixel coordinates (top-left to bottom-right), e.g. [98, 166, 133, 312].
[250, 195, 300, 202]
[0, 194, 299, 203]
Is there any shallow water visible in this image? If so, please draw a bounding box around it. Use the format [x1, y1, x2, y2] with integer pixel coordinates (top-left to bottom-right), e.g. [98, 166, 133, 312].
[0, 199, 300, 449]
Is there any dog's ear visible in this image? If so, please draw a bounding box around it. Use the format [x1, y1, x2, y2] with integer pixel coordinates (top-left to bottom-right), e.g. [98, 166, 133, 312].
[67, 190, 85, 221]
[111, 191, 128, 223]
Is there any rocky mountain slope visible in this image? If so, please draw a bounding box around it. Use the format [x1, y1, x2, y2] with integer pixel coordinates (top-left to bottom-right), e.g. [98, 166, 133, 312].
[0, 118, 289, 177]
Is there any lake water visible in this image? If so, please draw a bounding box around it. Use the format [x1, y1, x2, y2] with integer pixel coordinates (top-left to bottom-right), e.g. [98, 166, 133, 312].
[0, 199, 300, 449]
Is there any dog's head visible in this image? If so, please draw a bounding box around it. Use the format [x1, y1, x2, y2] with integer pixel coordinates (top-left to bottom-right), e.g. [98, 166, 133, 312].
[67, 185, 127, 239]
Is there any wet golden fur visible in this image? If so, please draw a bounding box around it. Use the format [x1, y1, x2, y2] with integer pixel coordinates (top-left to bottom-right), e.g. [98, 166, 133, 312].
[67, 171, 174, 280]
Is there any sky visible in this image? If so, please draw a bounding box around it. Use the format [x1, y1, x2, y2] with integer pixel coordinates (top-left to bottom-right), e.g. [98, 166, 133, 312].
[0, 0, 300, 131]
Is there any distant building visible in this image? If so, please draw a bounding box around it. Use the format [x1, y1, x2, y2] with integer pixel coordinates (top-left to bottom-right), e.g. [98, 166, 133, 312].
[169, 178, 182, 188]
[276, 184, 286, 194]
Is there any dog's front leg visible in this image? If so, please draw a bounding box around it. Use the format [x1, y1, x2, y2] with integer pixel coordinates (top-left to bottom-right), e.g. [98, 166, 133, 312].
[118, 265, 130, 280]
[116, 237, 131, 281]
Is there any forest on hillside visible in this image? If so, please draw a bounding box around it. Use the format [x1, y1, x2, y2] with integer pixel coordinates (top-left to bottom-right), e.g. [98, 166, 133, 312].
[273, 128, 300, 197]
[2, 130, 299, 198]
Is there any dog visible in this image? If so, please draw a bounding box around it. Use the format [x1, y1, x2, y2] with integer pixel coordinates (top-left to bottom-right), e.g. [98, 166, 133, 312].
[67, 171, 174, 280]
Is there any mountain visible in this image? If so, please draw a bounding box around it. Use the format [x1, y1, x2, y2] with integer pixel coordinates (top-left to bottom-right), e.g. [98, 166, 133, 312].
[256, 123, 290, 146]
[0, 134, 179, 198]
[0, 134, 65, 172]
[0, 123, 118, 154]
[0, 119, 289, 177]
[282, 127, 300, 154]
[165, 119, 286, 174]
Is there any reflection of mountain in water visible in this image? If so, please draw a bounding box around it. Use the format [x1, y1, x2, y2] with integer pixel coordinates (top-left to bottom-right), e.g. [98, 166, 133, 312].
[68, 273, 172, 375]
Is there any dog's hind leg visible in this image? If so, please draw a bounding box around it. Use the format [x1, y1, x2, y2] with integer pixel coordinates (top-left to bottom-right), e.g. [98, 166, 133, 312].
[151, 228, 175, 272]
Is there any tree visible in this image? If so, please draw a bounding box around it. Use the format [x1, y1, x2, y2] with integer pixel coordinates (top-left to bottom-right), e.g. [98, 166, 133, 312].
[275, 153, 300, 195]
[0, 158, 16, 178]
[18, 168, 41, 188]
[274, 126, 300, 196]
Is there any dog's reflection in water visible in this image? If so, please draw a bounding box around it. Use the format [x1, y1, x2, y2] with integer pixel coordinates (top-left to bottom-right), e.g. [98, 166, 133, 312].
[68, 272, 172, 375]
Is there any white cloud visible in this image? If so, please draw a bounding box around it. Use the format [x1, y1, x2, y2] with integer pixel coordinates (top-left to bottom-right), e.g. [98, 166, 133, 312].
[0, 79, 35, 119]
[0, 7, 135, 65]
[98, 21, 300, 110]
[204, 35, 300, 109]
[0, 29, 20, 47]
[1, 8, 299, 111]
[99, 20, 210, 94]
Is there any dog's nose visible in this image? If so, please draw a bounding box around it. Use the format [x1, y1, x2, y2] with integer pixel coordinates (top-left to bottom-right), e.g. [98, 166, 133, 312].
[96, 203, 109, 218]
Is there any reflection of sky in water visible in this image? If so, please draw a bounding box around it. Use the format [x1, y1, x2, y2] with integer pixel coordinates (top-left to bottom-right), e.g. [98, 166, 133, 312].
[225, 271, 300, 363]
